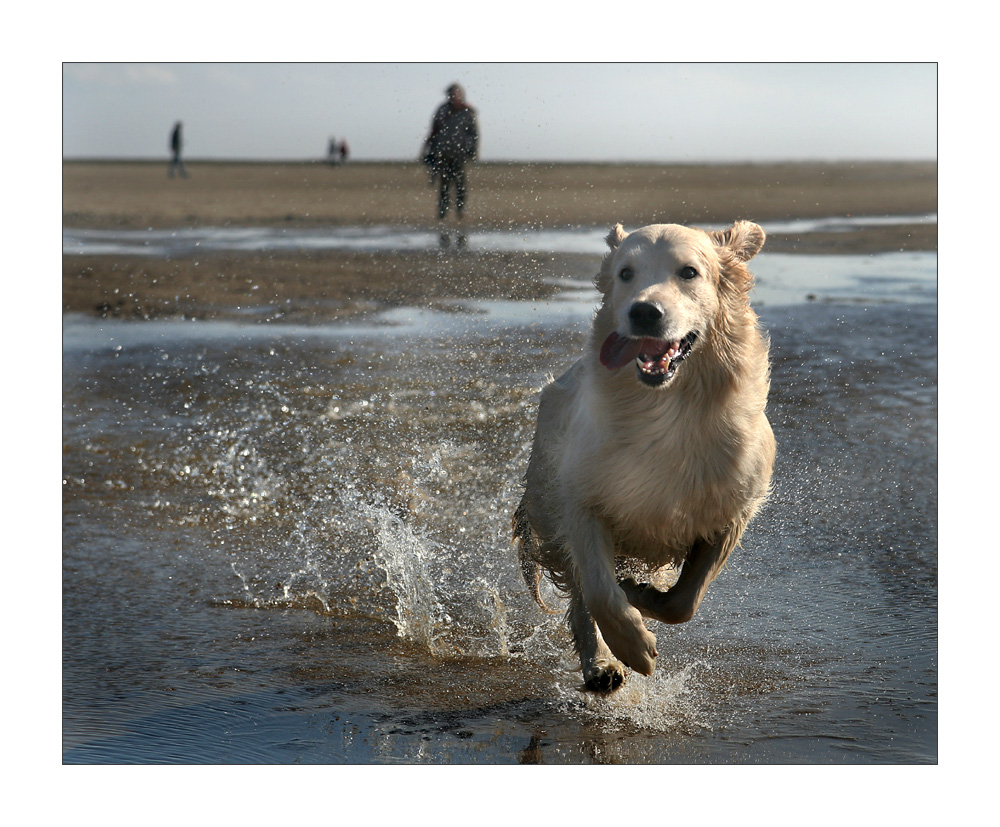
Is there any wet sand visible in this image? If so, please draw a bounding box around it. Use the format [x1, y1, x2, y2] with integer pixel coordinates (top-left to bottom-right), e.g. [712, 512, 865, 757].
[63, 160, 936, 321]
[62, 161, 939, 765]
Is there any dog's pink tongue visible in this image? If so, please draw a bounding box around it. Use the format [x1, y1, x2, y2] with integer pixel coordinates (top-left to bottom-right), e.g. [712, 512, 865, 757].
[600, 332, 644, 370]
[600, 332, 669, 370]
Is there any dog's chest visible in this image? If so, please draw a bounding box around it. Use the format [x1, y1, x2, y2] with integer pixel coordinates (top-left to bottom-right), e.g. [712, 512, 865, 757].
[589, 403, 748, 552]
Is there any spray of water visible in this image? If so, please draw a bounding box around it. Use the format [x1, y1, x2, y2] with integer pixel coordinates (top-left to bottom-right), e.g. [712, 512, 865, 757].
[364, 499, 452, 654]
[155, 340, 718, 734]
[578, 660, 712, 732]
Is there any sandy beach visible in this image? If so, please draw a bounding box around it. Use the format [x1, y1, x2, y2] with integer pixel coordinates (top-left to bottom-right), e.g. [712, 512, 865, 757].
[63, 160, 936, 321]
[63, 159, 938, 765]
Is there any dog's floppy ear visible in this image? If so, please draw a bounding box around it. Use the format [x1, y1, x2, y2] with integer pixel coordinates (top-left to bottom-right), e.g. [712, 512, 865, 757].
[605, 223, 628, 250]
[710, 221, 766, 262]
[596, 224, 627, 295]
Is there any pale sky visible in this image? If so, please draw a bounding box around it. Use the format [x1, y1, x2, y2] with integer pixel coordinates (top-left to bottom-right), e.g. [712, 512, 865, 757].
[62, 63, 937, 164]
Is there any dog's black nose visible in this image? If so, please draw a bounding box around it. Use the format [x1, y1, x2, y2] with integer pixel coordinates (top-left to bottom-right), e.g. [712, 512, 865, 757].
[628, 301, 664, 333]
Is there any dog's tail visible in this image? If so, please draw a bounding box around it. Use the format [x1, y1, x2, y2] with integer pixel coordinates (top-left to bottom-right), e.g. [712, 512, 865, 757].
[512, 501, 560, 614]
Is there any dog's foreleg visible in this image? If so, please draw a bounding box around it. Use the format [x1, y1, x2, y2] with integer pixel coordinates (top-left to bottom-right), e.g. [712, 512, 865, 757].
[565, 510, 658, 676]
[566, 590, 628, 692]
[620, 534, 733, 624]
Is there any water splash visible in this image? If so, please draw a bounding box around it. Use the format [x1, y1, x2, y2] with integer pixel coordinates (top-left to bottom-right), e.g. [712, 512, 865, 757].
[139, 323, 716, 718]
[569, 659, 712, 733]
[364, 500, 453, 655]
[473, 579, 511, 658]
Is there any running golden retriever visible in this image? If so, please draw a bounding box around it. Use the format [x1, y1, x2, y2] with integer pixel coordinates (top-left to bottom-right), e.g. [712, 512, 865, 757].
[513, 221, 775, 692]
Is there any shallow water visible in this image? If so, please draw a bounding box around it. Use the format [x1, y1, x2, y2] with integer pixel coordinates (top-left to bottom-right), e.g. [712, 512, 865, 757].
[63, 215, 936, 257]
[62, 240, 937, 764]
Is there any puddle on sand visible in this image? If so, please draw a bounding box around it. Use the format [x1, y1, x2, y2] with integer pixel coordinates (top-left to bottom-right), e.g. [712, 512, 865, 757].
[62, 215, 936, 258]
[62, 248, 936, 358]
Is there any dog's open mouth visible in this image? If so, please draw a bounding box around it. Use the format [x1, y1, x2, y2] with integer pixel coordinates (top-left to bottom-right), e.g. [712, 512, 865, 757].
[600, 331, 698, 386]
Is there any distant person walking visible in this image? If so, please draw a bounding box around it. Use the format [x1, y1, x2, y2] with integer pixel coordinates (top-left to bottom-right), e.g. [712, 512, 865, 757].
[169, 121, 188, 179]
[328, 137, 350, 166]
[423, 84, 478, 223]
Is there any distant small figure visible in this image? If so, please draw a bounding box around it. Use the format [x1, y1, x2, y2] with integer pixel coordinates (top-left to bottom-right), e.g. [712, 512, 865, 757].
[422, 83, 478, 226]
[328, 137, 349, 166]
[169, 121, 188, 179]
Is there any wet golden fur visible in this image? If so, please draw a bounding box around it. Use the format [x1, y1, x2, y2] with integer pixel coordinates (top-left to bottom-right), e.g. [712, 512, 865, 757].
[513, 221, 775, 692]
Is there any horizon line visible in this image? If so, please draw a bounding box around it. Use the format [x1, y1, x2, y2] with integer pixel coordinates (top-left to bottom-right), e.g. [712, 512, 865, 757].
[62, 156, 938, 166]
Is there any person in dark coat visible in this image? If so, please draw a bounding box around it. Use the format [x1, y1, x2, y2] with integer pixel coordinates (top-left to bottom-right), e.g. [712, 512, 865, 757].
[423, 84, 479, 223]
[169, 121, 188, 179]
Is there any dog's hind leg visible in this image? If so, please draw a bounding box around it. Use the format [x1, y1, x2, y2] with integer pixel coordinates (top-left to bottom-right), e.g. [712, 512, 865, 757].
[620, 533, 735, 625]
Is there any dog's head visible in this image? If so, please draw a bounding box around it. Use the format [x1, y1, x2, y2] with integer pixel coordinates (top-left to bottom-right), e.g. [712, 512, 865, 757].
[593, 221, 765, 388]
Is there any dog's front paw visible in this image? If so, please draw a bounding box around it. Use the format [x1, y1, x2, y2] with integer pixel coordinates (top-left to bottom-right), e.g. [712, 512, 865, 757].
[582, 657, 627, 693]
[599, 605, 658, 676]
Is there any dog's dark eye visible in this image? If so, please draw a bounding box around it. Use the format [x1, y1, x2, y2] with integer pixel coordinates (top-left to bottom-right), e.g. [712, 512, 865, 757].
[679, 265, 698, 280]
[619, 267, 634, 282]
